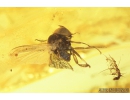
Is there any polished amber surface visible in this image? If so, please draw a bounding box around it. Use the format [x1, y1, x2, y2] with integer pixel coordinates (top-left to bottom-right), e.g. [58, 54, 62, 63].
[0, 8, 130, 92]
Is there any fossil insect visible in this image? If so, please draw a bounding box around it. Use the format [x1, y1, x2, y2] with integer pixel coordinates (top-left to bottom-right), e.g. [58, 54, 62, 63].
[105, 55, 122, 80]
[10, 25, 101, 70]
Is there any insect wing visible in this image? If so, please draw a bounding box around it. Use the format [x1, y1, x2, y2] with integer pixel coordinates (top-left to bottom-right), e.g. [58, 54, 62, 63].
[9, 43, 50, 65]
[49, 53, 73, 70]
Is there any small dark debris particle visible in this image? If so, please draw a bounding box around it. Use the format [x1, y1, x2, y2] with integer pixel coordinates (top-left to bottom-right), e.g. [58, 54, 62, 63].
[10, 69, 12, 72]
[15, 53, 18, 56]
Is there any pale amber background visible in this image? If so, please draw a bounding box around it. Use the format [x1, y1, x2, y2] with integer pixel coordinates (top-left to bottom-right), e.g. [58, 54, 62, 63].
[0, 8, 130, 92]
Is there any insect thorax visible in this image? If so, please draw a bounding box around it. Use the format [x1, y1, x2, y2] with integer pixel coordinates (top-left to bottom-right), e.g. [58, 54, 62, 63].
[53, 25, 72, 39]
[48, 33, 71, 61]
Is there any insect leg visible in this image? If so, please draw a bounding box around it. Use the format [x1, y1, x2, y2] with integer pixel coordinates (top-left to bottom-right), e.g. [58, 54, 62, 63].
[71, 48, 90, 68]
[73, 46, 102, 54]
[71, 41, 102, 54]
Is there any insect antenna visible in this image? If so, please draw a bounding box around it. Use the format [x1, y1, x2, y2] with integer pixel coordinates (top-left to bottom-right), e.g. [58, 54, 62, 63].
[35, 39, 47, 42]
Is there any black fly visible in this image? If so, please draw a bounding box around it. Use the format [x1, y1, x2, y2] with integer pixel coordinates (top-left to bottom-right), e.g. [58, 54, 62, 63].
[10, 25, 101, 70]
